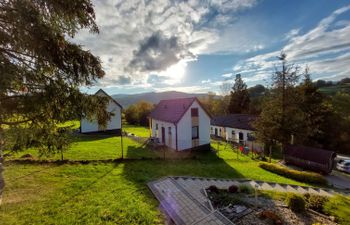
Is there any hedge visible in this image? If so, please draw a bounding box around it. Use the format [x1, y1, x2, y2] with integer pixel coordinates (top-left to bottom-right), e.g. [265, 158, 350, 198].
[259, 162, 327, 185]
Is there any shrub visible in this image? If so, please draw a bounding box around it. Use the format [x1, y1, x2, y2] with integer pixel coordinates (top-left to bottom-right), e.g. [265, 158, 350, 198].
[228, 185, 238, 193]
[239, 184, 253, 194]
[258, 210, 283, 225]
[259, 162, 327, 185]
[285, 193, 306, 213]
[304, 194, 329, 213]
[323, 195, 350, 225]
[207, 185, 219, 193]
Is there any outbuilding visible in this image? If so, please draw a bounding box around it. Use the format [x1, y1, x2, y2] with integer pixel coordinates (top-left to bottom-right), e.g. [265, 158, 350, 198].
[149, 97, 211, 151]
[80, 89, 122, 134]
[284, 145, 337, 174]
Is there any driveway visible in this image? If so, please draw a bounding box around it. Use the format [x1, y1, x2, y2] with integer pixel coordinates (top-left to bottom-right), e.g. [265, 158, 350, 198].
[326, 170, 350, 190]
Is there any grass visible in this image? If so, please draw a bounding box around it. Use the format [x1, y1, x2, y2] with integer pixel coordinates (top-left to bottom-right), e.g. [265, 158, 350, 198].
[319, 83, 350, 95]
[123, 124, 149, 137]
[0, 125, 334, 225]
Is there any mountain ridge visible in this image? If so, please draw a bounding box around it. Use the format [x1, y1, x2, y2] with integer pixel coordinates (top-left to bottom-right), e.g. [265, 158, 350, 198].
[112, 91, 212, 108]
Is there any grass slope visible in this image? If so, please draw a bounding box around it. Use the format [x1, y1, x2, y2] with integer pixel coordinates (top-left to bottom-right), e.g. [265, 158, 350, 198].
[1, 126, 312, 225]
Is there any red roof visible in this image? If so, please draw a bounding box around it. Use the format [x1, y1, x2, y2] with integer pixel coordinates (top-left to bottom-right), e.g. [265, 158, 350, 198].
[150, 97, 207, 124]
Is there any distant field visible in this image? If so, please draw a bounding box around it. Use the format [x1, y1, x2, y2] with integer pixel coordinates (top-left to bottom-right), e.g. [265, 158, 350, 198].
[319, 84, 350, 95]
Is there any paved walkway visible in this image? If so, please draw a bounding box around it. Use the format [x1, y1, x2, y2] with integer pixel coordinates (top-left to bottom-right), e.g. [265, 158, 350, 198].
[148, 176, 348, 225]
[326, 171, 350, 189]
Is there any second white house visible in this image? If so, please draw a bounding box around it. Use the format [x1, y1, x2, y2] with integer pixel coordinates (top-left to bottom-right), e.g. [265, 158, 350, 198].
[80, 89, 123, 134]
[149, 97, 211, 151]
[211, 114, 257, 143]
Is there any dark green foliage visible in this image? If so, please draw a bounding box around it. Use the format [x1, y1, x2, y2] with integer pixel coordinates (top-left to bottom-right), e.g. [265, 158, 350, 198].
[253, 53, 303, 157]
[323, 195, 350, 225]
[207, 189, 246, 208]
[0, 0, 109, 156]
[238, 184, 253, 194]
[304, 193, 328, 213]
[207, 185, 219, 194]
[124, 101, 154, 126]
[285, 193, 305, 213]
[228, 74, 250, 114]
[296, 70, 332, 146]
[228, 184, 238, 193]
[259, 162, 327, 185]
[198, 93, 230, 116]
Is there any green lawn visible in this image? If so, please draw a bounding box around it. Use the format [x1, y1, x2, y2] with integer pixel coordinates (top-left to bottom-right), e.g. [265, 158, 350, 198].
[123, 124, 149, 137]
[1, 126, 322, 225]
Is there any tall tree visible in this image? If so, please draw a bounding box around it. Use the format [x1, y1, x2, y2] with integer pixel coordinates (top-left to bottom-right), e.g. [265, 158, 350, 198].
[253, 53, 303, 160]
[228, 74, 250, 113]
[297, 68, 332, 147]
[0, 0, 110, 201]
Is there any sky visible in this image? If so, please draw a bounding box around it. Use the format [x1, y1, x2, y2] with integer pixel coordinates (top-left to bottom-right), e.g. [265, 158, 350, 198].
[76, 0, 350, 95]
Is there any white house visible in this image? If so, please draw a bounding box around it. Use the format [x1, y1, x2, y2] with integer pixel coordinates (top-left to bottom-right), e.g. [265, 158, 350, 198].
[211, 114, 257, 143]
[80, 89, 122, 134]
[149, 97, 211, 151]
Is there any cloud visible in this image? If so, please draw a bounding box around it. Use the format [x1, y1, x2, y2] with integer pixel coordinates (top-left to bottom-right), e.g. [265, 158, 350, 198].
[221, 72, 233, 78]
[232, 4, 350, 85]
[201, 79, 211, 83]
[284, 28, 300, 40]
[74, 0, 258, 87]
[127, 31, 193, 72]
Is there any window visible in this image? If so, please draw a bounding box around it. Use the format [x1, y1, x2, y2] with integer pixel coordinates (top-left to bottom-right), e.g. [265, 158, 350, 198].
[191, 108, 198, 117]
[168, 127, 171, 134]
[155, 123, 158, 130]
[231, 130, 235, 135]
[247, 133, 255, 141]
[192, 126, 199, 139]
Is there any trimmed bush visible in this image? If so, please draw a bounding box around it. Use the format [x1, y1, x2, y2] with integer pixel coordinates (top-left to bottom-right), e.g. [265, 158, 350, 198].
[207, 185, 219, 193]
[304, 194, 329, 213]
[259, 162, 327, 185]
[239, 184, 253, 194]
[228, 185, 239, 193]
[285, 193, 306, 213]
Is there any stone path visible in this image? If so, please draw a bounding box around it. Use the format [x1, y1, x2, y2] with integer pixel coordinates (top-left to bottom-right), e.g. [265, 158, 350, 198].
[148, 176, 349, 225]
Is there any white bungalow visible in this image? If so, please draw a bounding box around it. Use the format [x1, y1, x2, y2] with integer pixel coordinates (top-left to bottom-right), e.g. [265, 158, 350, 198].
[80, 89, 122, 134]
[149, 97, 211, 151]
[210, 114, 257, 143]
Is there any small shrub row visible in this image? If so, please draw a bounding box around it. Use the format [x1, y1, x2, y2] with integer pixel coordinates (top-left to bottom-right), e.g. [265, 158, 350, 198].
[259, 162, 327, 185]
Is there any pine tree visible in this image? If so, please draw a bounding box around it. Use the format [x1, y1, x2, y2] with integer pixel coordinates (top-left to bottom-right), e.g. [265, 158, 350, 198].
[0, 0, 111, 200]
[228, 74, 250, 113]
[253, 53, 303, 161]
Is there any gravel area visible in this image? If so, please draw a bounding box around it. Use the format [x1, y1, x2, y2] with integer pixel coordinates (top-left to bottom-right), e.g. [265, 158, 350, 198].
[234, 197, 337, 225]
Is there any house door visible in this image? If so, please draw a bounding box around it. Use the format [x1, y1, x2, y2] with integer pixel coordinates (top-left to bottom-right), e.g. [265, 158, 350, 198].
[215, 128, 218, 136]
[239, 132, 244, 141]
[161, 127, 165, 143]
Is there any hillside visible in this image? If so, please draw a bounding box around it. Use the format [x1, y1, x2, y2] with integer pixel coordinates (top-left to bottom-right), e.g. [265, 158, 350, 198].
[112, 91, 211, 108]
[318, 83, 350, 96]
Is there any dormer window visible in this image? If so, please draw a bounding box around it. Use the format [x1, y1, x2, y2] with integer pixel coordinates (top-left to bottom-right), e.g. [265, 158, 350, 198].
[191, 108, 198, 117]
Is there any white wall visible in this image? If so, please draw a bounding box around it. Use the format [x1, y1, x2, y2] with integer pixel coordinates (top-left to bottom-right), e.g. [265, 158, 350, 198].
[210, 125, 225, 137]
[80, 93, 121, 133]
[177, 100, 210, 150]
[224, 127, 252, 142]
[151, 119, 176, 149]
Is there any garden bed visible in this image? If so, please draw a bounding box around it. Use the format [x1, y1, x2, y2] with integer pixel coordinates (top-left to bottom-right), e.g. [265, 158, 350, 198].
[205, 185, 337, 225]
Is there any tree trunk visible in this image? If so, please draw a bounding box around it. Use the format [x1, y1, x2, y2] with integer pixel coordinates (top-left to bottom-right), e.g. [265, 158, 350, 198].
[0, 126, 5, 205]
[269, 145, 272, 163]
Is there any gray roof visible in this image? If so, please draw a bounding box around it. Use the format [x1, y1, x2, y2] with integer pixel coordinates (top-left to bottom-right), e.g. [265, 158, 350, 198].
[211, 114, 257, 131]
